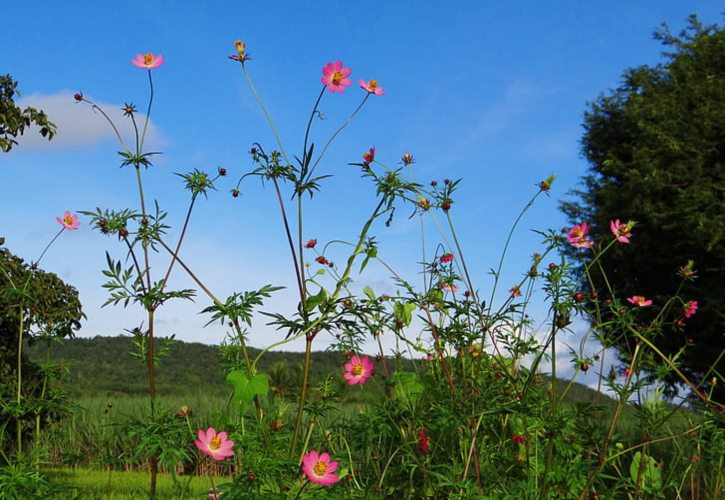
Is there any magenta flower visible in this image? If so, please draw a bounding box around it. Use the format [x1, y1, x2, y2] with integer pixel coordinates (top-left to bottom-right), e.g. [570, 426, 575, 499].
[567, 222, 593, 249]
[358, 79, 384, 95]
[343, 355, 374, 385]
[302, 450, 340, 486]
[627, 295, 653, 307]
[610, 219, 634, 244]
[683, 300, 698, 319]
[131, 53, 164, 70]
[321, 61, 352, 93]
[194, 427, 234, 461]
[56, 211, 80, 231]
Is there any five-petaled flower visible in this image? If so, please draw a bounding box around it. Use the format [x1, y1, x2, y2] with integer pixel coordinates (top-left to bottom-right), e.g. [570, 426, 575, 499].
[131, 53, 164, 70]
[683, 300, 698, 319]
[358, 79, 385, 95]
[627, 295, 653, 307]
[302, 450, 340, 486]
[362, 147, 375, 165]
[610, 219, 634, 244]
[321, 61, 352, 93]
[57, 211, 80, 231]
[440, 253, 454, 264]
[343, 355, 374, 385]
[567, 222, 593, 249]
[305, 239, 318, 249]
[194, 427, 234, 461]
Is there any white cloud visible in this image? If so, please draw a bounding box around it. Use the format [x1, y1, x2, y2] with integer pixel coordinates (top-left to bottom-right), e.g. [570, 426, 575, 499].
[13, 91, 164, 151]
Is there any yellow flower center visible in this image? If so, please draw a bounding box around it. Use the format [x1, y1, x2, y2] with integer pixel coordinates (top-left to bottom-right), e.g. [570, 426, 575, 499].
[331, 71, 344, 85]
[64, 215, 74, 225]
[313, 460, 328, 476]
[143, 53, 154, 66]
[209, 436, 222, 450]
[351, 363, 363, 376]
[369, 80, 378, 90]
[235, 40, 245, 57]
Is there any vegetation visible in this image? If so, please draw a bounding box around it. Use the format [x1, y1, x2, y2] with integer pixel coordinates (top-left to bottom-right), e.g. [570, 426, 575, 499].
[0, 74, 56, 152]
[561, 16, 725, 400]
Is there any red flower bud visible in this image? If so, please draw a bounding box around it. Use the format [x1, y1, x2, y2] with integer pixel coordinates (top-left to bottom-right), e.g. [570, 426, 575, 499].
[74, 92, 83, 102]
[119, 228, 129, 238]
[218, 167, 227, 176]
[231, 189, 240, 198]
[441, 199, 452, 211]
[304, 239, 317, 249]
[574, 292, 584, 303]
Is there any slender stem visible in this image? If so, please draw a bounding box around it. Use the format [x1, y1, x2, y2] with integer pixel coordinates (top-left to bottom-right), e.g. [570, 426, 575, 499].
[157, 239, 221, 304]
[35, 228, 64, 267]
[272, 178, 306, 311]
[307, 93, 370, 180]
[302, 86, 326, 170]
[161, 195, 197, 291]
[139, 70, 154, 154]
[240, 63, 291, 166]
[84, 100, 131, 152]
[291, 338, 313, 457]
[16, 308, 25, 454]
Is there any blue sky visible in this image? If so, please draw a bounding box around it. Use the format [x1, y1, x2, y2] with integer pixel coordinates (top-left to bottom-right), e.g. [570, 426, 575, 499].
[2, 2, 722, 379]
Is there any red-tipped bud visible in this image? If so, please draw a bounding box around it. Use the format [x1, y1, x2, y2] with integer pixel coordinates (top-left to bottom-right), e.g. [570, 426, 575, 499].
[573, 292, 585, 303]
[74, 92, 83, 102]
[119, 228, 129, 238]
[304, 239, 317, 249]
[231, 189, 240, 198]
[218, 167, 227, 176]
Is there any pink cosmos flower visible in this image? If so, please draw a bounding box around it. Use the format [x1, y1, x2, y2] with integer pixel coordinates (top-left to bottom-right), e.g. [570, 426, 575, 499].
[441, 282, 459, 293]
[509, 285, 522, 298]
[440, 253, 454, 264]
[683, 300, 698, 319]
[610, 219, 634, 244]
[321, 61, 352, 93]
[344, 355, 374, 385]
[358, 79, 384, 95]
[194, 427, 234, 461]
[567, 223, 593, 249]
[302, 450, 340, 486]
[56, 211, 80, 231]
[627, 295, 653, 307]
[131, 53, 164, 70]
[362, 147, 375, 165]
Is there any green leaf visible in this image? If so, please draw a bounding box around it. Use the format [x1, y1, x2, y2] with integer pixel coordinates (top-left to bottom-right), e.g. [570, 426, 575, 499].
[226, 370, 269, 414]
[363, 286, 376, 301]
[305, 287, 327, 312]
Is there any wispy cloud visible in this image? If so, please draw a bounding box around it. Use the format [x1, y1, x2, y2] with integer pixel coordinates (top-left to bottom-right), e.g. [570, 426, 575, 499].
[14, 91, 164, 151]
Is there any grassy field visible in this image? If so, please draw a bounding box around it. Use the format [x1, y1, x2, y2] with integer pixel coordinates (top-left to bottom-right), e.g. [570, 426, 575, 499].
[46, 467, 227, 499]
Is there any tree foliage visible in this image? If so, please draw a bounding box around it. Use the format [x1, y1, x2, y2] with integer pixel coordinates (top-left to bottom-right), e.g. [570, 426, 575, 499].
[0, 74, 56, 153]
[561, 16, 725, 400]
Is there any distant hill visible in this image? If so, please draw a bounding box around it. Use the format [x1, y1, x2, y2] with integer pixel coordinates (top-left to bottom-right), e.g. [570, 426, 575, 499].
[28, 336, 612, 404]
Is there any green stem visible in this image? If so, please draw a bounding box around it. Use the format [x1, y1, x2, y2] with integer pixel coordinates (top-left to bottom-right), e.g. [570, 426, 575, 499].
[139, 70, 154, 154]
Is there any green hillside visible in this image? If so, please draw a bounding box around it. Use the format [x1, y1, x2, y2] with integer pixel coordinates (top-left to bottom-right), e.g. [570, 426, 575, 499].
[28, 335, 611, 404]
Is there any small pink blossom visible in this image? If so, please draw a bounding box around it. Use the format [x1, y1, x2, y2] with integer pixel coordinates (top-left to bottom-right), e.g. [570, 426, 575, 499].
[441, 282, 458, 293]
[302, 450, 340, 486]
[56, 211, 80, 231]
[131, 53, 164, 70]
[627, 295, 653, 307]
[683, 300, 698, 319]
[509, 285, 522, 298]
[567, 222, 593, 249]
[321, 61, 352, 93]
[194, 427, 234, 461]
[343, 355, 374, 385]
[358, 79, 384, 95]
[610, 219, 634, 244]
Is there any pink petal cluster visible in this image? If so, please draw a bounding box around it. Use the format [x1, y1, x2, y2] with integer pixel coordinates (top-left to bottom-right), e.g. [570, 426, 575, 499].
[683, 300, 698, 319]
[194, 427, 234, 461]
[610, 219, 634, 244]
[131, 53, 164, 70]
[441, 282, 458, 293]
[627, 295, 653, 307]
[343, 355, 374, 385]
[56, 211, 80, 231]
[321, 61, 352, 93]
[302, 450, 340, 486]
[567, 222, 593, 249]
[358, 79, 384, 95]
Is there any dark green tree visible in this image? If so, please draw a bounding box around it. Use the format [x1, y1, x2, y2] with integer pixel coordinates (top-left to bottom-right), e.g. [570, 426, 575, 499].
[0, 245, 84, 452]
[561, 16, 724, 401]
[0, 74, 56, 153]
